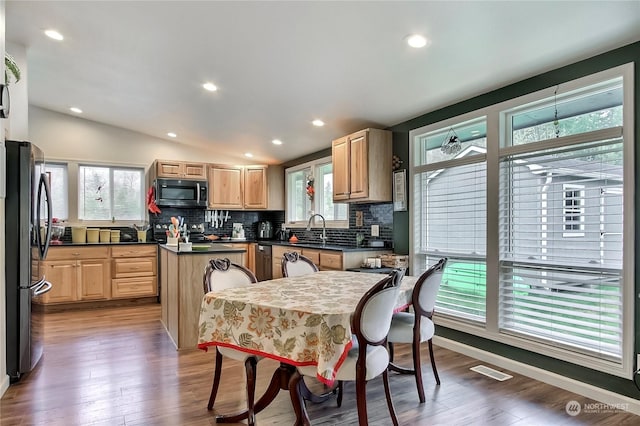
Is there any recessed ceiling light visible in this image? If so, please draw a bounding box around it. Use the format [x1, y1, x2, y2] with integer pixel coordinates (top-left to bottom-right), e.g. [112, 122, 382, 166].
[69, 107, 82, 114]
[203, 82, 218, 92]
[312, 119, 325, 127]
[272, 139, 283, 145]
[406, 34, 429, 48]
[244, 152, 254, 158]
[45, 30, 64, 41]
[167, 132, 177, 138]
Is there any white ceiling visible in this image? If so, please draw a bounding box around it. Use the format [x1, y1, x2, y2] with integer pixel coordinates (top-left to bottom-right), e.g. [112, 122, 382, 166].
[6, 1, 640, 164]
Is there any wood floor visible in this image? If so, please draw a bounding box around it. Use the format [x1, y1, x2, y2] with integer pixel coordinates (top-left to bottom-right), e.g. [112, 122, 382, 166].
[1, 303, 638, 425]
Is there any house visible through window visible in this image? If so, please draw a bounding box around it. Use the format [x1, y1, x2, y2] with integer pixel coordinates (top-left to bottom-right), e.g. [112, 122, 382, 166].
[410, 64, 633, 378]
[78, 165, 145, 221]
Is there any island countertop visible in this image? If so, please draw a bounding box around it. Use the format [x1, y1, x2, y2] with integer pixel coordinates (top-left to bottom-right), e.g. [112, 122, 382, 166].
[158, 243, 246, 255]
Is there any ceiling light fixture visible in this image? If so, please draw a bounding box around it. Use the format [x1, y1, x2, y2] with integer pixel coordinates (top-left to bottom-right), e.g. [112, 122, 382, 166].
[244, 152, 254, 158]
[272, 139, 283, 145]
[167, 132, 177, 138]
[203, 82, 218, 92]
[406, 34, 428, 48]
[45, 30, 64, 41]
[69, 107, 82, 114]
[312, 119, 325, 127]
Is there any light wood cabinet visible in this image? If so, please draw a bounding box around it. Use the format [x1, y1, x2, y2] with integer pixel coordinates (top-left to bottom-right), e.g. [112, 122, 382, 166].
[332, 128, 392, 203]
[40, 246, 111, 303]
[208, 165, 244, 209]
[153, 160, 207, 180]
[39, 245, 157, 305]
[208, 164, 269, 210]
[244, 166, 268, 209]
[160, 248, 244, 349]
[270, 244, 392, 279]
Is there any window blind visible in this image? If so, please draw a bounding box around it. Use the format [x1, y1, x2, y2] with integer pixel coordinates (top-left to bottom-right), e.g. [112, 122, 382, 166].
[415, 160, 487, 321]
[498, 138, 623, 360]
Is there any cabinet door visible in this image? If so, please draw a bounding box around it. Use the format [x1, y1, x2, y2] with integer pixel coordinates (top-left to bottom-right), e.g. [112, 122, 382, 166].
[332, 136, 350, 201]
[209, 165, 244, 209]
[349, 130, 369, 200]
[183, 162, 207, 179]
[78, 260, 110, 300]
[156, 160, 184, 178]
[244, 166, 268, 209]
[40, 261, 78, 303]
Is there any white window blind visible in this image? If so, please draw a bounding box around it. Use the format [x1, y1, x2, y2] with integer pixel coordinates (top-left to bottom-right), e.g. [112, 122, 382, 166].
[415, 159, 487, 321]
[498, 137, 624, 360]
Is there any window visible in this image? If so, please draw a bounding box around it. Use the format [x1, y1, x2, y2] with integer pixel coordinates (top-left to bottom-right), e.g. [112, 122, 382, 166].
[410, 65, 634, 377]
[285, 157, 348, 227]
[562, 184, 585, 235]
[44, 163, 68, 221]
[78, 165, 145, 221]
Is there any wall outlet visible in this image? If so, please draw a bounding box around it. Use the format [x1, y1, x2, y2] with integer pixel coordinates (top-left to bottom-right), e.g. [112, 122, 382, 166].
[371, 224, 379, 237]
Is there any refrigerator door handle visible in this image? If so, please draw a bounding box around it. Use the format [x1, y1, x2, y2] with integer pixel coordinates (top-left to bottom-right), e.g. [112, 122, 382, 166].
[33, 280, 52, 296]
[36, 172, 53, 260]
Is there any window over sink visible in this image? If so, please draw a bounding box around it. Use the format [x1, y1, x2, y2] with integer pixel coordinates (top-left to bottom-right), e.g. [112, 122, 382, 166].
[285, 156, 348, 228]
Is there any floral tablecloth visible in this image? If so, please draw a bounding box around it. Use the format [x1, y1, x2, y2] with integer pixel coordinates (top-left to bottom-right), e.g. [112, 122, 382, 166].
[198, 270, 417, 386]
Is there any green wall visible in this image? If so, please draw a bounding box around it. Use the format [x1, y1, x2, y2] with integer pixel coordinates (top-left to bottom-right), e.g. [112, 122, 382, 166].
[387, 41, 640, 398]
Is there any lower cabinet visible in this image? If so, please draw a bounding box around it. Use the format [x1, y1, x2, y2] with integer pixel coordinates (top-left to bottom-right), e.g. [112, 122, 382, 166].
[40, 246, 111, 303]
[271, 244, 392, 279]
[39, 245, 157, 305]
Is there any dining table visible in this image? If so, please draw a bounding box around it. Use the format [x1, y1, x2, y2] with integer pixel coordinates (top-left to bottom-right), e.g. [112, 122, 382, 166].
[197, 270, 417, 424]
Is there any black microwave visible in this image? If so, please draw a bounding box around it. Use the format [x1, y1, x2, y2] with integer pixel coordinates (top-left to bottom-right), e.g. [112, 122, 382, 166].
[154, 178, 208, 208]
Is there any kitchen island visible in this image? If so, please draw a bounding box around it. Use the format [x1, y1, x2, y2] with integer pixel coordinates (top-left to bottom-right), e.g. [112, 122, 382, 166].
[159, 244, 246, 349]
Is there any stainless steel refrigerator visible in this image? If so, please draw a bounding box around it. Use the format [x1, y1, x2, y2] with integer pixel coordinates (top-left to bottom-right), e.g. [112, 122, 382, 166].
[5, 140, 53, 381]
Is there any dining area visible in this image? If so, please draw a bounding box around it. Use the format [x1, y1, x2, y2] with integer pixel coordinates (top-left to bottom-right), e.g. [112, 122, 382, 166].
[197, 253, 446, 425]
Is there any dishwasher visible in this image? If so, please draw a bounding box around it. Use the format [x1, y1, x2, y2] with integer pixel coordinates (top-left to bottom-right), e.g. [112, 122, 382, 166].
[255, 244, 272, 281]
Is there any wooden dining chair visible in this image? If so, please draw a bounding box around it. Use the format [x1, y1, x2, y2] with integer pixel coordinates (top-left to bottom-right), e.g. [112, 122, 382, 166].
[289, 270, 402, 426]
[387, 257, 447, 403]
[203, 258, 261, 425]
[281, 251, 319, 277]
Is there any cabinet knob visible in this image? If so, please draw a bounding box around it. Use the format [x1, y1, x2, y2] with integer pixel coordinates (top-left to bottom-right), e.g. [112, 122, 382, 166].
[72, 252, 80, 256]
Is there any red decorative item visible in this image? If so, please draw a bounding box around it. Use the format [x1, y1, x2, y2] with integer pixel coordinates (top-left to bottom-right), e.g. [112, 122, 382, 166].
[146, 187, 162, 214]
[306, 176, 314, 201]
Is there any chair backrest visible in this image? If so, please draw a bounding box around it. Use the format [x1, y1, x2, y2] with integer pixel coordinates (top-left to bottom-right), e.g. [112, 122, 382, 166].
[281, 252, 319, 277]
[352, 270, 402, 347]
[203, 258, 257, 293]
[413, 258, 448, 318]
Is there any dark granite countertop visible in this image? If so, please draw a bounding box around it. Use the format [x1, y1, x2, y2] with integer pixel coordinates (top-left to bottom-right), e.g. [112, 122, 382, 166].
[253, 241, 390, 252]
[159, 243, 247, 255]
[49, 241, 158, 247]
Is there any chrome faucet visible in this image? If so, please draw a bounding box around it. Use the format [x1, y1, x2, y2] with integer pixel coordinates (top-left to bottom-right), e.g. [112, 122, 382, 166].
[307, 214, 327, 246]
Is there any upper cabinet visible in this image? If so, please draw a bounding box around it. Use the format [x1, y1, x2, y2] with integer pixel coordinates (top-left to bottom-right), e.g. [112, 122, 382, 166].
[332, 128, 392, 203]
[208, 164, 269, 210]
[153, 160, 207, 180]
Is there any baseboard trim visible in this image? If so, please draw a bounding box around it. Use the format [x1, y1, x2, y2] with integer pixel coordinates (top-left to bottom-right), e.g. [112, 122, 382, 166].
[0, 374, 9, 398]
[434, 336, 640, 416]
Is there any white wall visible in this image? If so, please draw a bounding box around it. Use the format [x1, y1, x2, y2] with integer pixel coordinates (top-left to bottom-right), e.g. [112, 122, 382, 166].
[29, 106, 240, 167]
[1, 0, 9, 398]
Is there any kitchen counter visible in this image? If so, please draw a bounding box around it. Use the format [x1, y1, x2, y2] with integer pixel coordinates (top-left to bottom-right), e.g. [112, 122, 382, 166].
[50, 241, 157, 246]
[255, 240, 389, 252]
[158, 243, 246, 255]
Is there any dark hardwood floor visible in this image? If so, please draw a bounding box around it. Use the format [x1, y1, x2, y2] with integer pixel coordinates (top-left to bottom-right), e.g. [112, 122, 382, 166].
[1, 304, 637, 425]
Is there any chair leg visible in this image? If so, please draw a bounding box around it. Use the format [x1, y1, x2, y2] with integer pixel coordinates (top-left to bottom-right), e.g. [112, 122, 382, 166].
[428, 338, 441, 385]
[207, 348, 224, 410]
[336, 380, 344, 407]
[355, 376, 368, 425]
[413, 336, 426, 403]
[388, 342, 395, 362]
[288, 370, 311, 426]
[244, 357, 258, 426]
[382, 370, 399, 426]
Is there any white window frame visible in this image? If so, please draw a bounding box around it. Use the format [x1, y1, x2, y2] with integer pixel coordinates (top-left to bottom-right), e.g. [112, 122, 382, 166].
[285, 156, 348, 229]
[409, 63, 634, 378]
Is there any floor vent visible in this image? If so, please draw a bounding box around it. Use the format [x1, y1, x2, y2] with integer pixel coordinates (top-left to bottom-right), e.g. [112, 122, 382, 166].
[470, 365, 513, 381]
